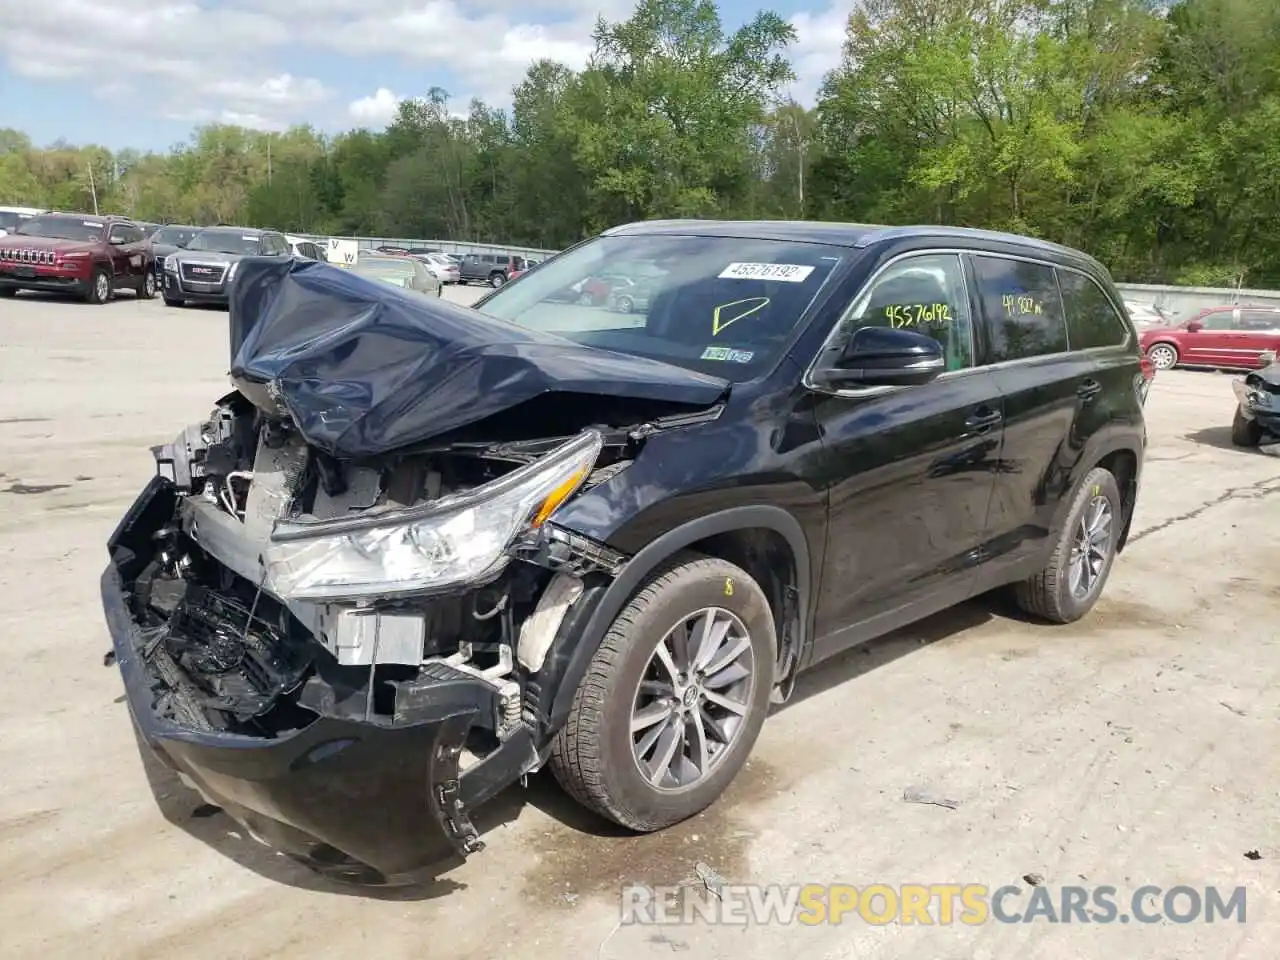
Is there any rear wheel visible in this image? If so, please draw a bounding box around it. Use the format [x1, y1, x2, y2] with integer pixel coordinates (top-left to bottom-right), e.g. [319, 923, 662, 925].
[1231, 406, 1264, 447]
[1147, 342, 1178, 370]
[550, 552, 776, 831]
[615, 294, 635, 313]
[85, 267, 112, 305]
[1014, 467, 1122, 624]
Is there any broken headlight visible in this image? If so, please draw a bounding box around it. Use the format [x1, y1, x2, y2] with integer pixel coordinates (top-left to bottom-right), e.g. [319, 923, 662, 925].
[265, 429, 603, 601]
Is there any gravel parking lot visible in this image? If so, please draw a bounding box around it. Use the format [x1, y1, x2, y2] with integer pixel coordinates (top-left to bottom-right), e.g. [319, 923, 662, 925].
[1, 289, 1277, 959]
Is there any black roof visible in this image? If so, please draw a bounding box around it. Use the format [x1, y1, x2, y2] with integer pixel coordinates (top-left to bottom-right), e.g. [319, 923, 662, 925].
[603, 219, 1100, 269]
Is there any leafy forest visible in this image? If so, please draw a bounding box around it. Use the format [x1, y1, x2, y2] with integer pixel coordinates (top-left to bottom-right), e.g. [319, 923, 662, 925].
[1, 0, 1278, 286]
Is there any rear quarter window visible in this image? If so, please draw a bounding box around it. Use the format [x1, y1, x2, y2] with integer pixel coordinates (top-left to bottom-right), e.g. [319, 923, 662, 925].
[1058, 270, 1130, 349]
[970, 255, 1068, 362]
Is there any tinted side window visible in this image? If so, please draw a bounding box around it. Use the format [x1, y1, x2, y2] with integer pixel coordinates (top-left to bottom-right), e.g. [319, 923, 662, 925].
[1058, 270, 1129, 349]
[971, 256, 1068, 362]
[840, 253, 976, 371]
[1240, 310, 1280, 331]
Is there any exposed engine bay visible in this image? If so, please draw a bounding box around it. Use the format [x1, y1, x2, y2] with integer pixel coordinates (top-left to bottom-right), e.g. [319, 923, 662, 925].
[124, 389, 683, 751]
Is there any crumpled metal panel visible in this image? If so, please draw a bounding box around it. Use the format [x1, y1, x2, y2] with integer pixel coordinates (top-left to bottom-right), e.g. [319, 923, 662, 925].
[226, 257, 729, 459]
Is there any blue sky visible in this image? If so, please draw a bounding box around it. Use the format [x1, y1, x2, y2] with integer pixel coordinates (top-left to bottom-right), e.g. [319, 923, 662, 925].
[0, 0, 852, 153]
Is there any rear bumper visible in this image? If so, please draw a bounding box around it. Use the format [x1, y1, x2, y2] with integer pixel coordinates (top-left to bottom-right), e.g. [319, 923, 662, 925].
[102, 478, 538, 881]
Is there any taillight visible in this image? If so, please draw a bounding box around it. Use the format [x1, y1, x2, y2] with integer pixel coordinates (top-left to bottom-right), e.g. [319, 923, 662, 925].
[1140, 355, 1156, 381]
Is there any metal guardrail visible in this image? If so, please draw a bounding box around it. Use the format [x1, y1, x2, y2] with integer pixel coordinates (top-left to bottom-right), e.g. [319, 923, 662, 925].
[294, 234, 560, 260]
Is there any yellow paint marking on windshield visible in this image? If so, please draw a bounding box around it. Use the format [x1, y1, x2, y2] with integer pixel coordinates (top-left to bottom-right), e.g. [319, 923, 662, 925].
[712, 297, 770, 336]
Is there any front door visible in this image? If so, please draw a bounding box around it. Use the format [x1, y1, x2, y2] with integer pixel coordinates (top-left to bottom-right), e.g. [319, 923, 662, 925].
[1184, 309, 1238, 366]
[808, 252, 1004, 662]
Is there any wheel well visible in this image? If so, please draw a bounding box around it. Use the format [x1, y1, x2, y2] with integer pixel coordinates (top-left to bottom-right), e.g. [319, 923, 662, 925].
[687, 528, 799, 682]
[1145, 339, 1178, 354]
[1098, 448, 1138, 552]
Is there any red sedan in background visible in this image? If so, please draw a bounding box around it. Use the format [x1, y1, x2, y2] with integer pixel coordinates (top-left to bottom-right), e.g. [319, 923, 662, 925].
[1140, 305, 1280, 371]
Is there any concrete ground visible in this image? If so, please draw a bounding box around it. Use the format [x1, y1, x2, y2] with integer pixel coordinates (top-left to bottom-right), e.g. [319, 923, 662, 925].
[0, 286, 1276, 960]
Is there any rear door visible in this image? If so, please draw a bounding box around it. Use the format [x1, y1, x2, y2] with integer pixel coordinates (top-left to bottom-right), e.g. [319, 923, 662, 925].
[1238, 309, 1280, 367]
[966, 252, 1098, 575]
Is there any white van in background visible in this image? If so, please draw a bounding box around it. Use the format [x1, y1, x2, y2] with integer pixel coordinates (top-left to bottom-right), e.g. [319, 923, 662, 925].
[0, 206, 45, 236]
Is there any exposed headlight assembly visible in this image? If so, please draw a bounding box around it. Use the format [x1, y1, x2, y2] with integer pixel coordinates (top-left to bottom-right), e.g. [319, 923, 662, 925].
[265, 429, 604, 601]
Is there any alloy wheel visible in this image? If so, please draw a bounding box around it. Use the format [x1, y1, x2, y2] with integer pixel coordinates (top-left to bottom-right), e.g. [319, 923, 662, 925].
[95, 272, 110, 303]
[1068, 495, 1113, 599]
[629, 607, 756, 791]
[144, 273, 156, 298]
[1148, 344, 1177, 370]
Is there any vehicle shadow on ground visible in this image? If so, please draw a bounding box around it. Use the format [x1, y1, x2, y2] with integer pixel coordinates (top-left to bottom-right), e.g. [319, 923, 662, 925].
[130, 594, 1032, 900]
[1183, 426, 1240, 452]
[10, 290, 147, 306]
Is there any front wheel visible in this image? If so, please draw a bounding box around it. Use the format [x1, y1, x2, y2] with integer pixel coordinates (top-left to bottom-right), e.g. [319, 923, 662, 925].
[1014, 466, 1123, 623]
[162, 296, 184, 307]
[1231, 406, 1264, 447]
[0, 286, 15, 298]
[85, 267, 112, 305]
[1147, 342, 1178, 370]
[138, 271, 157, 300]
[489, 272, 506, 288]
[550, 552, 776, 831]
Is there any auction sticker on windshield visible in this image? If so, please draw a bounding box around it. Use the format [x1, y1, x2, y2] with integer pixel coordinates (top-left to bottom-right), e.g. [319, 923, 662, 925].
[719, 262, 815, 282]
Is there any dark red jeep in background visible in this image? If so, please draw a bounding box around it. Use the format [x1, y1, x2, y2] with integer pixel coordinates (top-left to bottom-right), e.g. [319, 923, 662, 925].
[1140, 304, 1280, 371]
[0, 213, 156, 305]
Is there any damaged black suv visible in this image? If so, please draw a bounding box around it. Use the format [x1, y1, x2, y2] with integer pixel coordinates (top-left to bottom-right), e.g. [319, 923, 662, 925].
[101, 220, 1149, 883]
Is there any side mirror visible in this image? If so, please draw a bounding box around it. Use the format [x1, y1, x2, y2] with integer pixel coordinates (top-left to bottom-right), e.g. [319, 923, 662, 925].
[1186, 320, 1203, 332]
[812, 326, 946, 388]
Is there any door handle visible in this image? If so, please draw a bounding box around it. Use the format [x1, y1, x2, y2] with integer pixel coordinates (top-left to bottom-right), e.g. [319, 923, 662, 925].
[1077, 379, 1102, 401]
[964, 407, 1002, 432]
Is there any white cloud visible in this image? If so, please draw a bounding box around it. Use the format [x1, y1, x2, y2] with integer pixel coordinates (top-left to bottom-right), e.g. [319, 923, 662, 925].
[787, 1, 856, 105]
[1, 0, 853, 136]
[349, 88, 402, 127]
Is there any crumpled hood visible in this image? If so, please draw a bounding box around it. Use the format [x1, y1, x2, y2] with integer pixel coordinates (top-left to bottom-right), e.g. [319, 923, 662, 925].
[1250, 361, 1280, 388]
[227, 256, 731, 459]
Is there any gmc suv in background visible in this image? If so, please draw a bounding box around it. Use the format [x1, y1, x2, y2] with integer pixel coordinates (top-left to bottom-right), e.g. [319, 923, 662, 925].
[458, 251, 526, 286]
[0, 213, 155, 304]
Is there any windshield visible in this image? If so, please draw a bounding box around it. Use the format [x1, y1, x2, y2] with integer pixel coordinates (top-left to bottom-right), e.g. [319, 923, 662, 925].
[0, 212, 33, 232]
[186, 230, 261, 255]
[355, 258, 415, 286]
[152, 226, 199, 247]
[14, 215, 105, 242]
[476, 234, 845, 381]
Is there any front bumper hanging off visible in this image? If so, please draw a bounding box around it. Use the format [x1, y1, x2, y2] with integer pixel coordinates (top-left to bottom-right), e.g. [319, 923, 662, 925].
[101, 477, 536, 882]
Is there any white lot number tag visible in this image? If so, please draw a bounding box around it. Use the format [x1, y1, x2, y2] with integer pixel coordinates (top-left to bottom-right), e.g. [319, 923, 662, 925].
[718, 262, 814, 282]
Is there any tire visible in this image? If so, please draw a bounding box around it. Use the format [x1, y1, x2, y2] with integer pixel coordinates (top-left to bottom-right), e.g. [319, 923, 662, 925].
[0, 286, 15, 298]
[1014, 466, 1123, 624]
[550, 552, 776, 832]
[616, 294, 634, 313]
[1147, 342, 1178, 370]
[138, 271, 157, 300]
[163, 296, 184, 308]
[1231, 406, 1264, 447]
[85, 267, 112, 305]
[489, 271, 506, 288]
